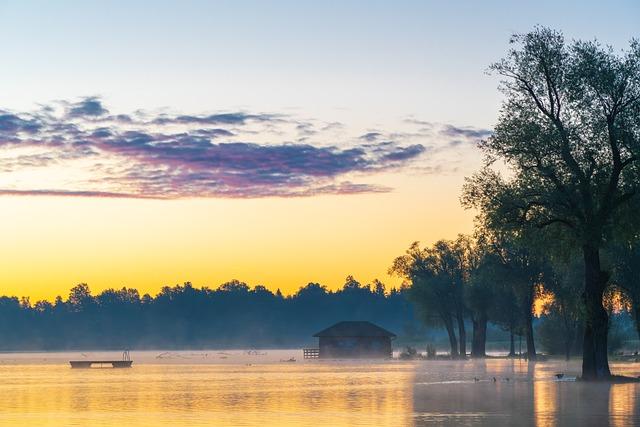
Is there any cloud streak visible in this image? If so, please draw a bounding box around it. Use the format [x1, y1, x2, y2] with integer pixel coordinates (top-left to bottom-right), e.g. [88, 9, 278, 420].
[0, 97, 431, 199]
[439, 124, 492, 144]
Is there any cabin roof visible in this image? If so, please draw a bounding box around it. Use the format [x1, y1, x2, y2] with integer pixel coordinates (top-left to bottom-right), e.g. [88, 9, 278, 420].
[313, 321, 396, 338]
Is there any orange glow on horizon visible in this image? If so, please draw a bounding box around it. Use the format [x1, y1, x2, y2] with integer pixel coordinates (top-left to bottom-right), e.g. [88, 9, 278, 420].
[0, 172, 475, 302]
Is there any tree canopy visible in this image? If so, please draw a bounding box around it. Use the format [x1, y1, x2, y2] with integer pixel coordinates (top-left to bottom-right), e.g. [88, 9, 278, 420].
[462, 27, 640, 380]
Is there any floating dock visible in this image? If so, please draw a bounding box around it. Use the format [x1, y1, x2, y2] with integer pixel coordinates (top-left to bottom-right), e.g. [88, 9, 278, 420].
[70, 360, 133, 368]
[70, 350, 133, 368]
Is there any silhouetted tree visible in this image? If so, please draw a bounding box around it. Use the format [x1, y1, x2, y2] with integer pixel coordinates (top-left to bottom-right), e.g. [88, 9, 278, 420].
[540, 256, 584, 360]
[610, 237, 640, 340]
[462, 28, 640, 379]
[449, 235, 480, 358]
[68, 283, 94, 312]
[468, 224, 545, 359]
[491, 279, 522, 357]
[466, 247, 498, 358]
[390, 241, 466, 357]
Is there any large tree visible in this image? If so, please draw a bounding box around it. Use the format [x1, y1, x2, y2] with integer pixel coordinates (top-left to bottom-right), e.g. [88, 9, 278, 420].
[462, 28, 640, 379]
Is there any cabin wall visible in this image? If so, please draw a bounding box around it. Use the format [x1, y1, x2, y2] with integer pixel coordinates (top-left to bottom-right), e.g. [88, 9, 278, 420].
[318, 336, 392, 359]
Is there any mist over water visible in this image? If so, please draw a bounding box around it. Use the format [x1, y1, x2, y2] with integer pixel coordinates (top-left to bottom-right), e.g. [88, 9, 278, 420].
[0, 351, 638, 426]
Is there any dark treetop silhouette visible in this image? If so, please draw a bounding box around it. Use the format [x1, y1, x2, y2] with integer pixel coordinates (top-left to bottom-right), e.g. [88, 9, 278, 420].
[0, 278, 419, 350]
[390, 232, 548, 360]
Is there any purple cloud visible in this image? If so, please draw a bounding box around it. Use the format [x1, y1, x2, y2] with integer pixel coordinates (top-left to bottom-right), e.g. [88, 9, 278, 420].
[380, 144, 426, 161]
[0, 98, 427, 199]
[359, 132, 382, 142]
[440, 124, 492, 141]
[152, 112, 276, 126]
[0, 113, 42, 134]
[0, 189, 152, 199]
[68, 97, 109, 117]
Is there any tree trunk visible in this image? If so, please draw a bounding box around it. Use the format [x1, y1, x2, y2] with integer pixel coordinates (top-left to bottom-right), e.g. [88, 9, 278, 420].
[564, 335, 572, 361]
[442, 314, 458, 358]
[581, 245, 611, 380]
[524, 284, 536, 361]
[471, 317, 478, 356]
[573, 322, 584, 356]
[525, 313, 536, 360]
[509, 327, 515, 357]
[471, 313, 487, 358]
[562, 309, 574, 361]
[456, 308, 466, 358]
[632, 300, 640, 343]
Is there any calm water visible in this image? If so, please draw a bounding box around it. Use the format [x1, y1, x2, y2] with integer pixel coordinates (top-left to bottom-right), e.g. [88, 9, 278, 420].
[0, 351, 638, 426]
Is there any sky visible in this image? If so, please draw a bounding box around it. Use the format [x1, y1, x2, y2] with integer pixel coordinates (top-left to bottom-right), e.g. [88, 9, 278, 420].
[0, 0, 638, 301]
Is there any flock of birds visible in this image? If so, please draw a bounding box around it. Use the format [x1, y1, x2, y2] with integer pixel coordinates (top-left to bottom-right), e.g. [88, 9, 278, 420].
[472, 373, 568, 383]
[473, 376, 510, 382]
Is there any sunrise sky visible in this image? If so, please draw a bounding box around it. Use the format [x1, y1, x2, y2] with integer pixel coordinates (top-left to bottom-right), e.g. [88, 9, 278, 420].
[0, 0, 638, 301]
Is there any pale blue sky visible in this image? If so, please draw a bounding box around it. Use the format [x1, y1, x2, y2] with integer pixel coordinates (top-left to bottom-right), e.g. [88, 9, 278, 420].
[0, 0, 638, 298]
[0, 0, 637, 129]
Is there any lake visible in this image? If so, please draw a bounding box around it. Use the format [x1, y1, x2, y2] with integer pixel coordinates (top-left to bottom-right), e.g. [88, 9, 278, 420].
[0, 350, 638, 426]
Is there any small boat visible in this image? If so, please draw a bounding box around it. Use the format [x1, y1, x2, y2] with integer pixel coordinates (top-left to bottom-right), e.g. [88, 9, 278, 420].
[280, 357, 296, 363]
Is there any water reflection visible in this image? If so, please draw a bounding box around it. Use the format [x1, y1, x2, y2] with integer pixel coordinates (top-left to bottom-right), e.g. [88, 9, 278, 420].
[0, 360, 415, 427]
[610, 383, 639, 427]
[532, 364, 557, 427]
[413, 359, 640, 427]
[0, 353, 638, 426]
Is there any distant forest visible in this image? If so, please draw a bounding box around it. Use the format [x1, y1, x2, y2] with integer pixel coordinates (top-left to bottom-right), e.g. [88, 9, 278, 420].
[0, 275, 636, 352]
[0, 277, 425, 350]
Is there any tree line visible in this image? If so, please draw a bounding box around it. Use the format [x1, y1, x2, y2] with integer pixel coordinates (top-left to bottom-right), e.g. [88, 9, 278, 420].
[0, 277, 422, 350]
[395, 27, 640, 380]
[390, 232, 638, 362]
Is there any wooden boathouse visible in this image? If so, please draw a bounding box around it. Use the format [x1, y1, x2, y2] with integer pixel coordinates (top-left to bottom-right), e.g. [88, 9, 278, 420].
[305, 321, 395, 359]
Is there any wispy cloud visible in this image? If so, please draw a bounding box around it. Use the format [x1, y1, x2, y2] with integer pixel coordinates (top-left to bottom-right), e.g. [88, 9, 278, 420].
[0, 97, 434, 199]
[0, 189, 152, 199]
[67, 96, 109, 118]
[359, 132, 382, 142]
[151, 112, 277, 126]
[439, 124, 493, 143]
